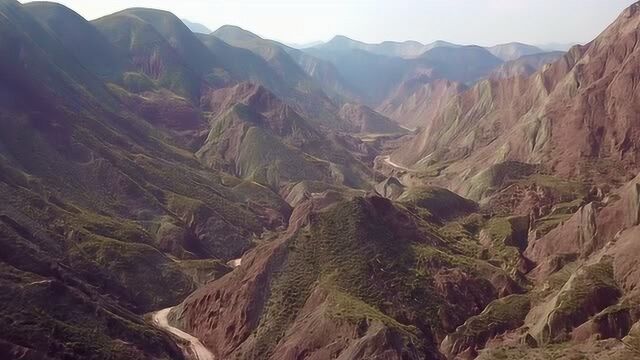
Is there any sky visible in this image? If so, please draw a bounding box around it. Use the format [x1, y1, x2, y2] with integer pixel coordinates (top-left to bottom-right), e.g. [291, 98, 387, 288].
[23, 0, 637, 47]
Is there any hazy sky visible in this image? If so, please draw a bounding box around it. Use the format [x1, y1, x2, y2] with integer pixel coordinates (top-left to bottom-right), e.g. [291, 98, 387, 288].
[24, 0, 636, 46]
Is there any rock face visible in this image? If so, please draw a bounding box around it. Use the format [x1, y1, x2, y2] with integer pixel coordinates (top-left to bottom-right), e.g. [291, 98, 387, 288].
[171, 194, 512, 359]
[527, 260, 621, 345]
[525, 202, 599, 263]
[377, 77, 465, 129]
[338, 103, 407, 134]
[392, 2, 640, 186]
[171, 196, 435, 359]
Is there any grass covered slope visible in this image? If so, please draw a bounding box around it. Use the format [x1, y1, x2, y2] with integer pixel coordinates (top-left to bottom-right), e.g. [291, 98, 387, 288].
[173, 194, 523, 359]
[0, 1, 289, 357]
[196, 83, 375, 190]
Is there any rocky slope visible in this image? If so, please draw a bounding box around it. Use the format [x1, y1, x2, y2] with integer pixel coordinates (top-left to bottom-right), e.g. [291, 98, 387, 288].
[391, 2, 640, 195]
[377, 77, 466, 129]
[0, 0, 289, 357]
[195, 82, 375, 190]
[170, 192, 522, 359]
[211, 25, 355, 124]
[490, 51, 566, 79]
[338, 103, 408, 134]
[6, 1, 640, 360]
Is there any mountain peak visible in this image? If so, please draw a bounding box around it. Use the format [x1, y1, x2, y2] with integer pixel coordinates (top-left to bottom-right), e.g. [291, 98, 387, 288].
[327, 34, 359, 44]
[181, 18, 211, 34]
[213, 25, 263, 42]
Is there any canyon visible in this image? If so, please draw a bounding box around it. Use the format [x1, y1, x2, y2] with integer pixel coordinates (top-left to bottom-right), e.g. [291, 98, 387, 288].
[2, 1, 640, 359]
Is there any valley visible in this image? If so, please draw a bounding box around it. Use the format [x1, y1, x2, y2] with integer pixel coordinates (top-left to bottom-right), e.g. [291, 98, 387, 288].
[2, 0, 640, 359]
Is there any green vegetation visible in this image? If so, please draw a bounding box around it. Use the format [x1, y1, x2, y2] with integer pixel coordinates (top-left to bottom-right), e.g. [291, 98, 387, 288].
[178, 259, 232, 285]
[466, 161, 539, 200]
[251, 198, 443, 359]
[399, 186, 478, 221]
[533, 213, 573, 237]
[481, 217, 528, 273]
[455, 294, 531, 338]
[122, 72, 157, 93]
[553, 260, 620, 318]
[521, 174, 588, 200]
[413, 244, 475, 272]
[0, 263, 182, 360]
[327, 286, 417, 335]
[439, 214, 485, 257]
[69, 237, 196, 311]
[443, 294, 531, 358]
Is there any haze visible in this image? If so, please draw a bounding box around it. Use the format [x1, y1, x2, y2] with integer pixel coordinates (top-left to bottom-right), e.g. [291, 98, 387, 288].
[22, 0, 636, 46]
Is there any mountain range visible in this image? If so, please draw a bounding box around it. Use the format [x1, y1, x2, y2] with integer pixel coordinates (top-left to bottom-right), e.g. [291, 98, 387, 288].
[2, 1, 640, 360]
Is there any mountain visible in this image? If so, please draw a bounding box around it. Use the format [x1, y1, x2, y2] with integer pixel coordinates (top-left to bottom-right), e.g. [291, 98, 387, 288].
[0, 1, 290, 357]
[314, 35, 461, 58]
[195, 82, 375, 190]
[211, 25, 346, 126]
[212, 25, 360, 111]
[418, 45, 504, 83]
[487, 42, 545, 61]
[338, 103, 408, 134]
[490, 51, 566, 79]
[286, 40, 324, 49]
[7, 1, 640, 359]
[170, 193, 518, 359]
[537, 42, 580, 51]
[377, 77, 466, 129]
[23, 1, 127, 80]
[306, 40, 502, 106]
[181, 18, 211, 34]
[91, 8, 212, 100]
[391, 2, 640, 193]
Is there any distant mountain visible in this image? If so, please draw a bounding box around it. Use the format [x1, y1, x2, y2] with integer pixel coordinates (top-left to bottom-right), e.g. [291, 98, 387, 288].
[377, 77, 466, 128]
[92, 8, 218, 100]
[314, 35, 461, 58]
[392, 2, 640, 193]
[24, 2, 127, 79]
[212, 25, 360, 118]
[181, 18, 211, 34]
[537, 42, 580, 51]
[338, 103, 408, 134]
[419, 45, 503, 82]
[490, 51, 565, 79]
[306, 41, 502, 105]
[286, 40, 325, 49]
[487, 42, 545, 61]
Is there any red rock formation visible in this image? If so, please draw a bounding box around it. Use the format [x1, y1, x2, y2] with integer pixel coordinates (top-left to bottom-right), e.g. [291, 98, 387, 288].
[377, 77, 465, 129]
[392, 2, 640, 188]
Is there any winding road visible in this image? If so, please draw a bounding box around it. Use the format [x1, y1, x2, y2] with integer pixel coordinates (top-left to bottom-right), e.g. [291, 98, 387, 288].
[153, 308, 214, 360]
[381, 155, 412, 172]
